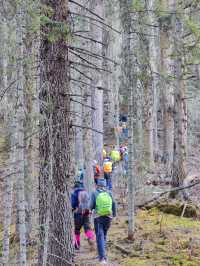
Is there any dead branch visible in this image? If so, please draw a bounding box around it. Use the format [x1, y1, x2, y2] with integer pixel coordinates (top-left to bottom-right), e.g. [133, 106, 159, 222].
[114, 244, 132, 255]
[69, 49, 99, 69]
[64, 94, 91, 98]
[70, 60, 112, 73]
[70, 98, 96, 110]
[68, 45, 118, 64]
[71, 65, 93, 81]
[0, 79, 19, 101]
[137, 181, 200, 208]
[71, 124, 104, 134]
[70, 77, 110, 91]
[74, 33, 105, 46]
[69, 11, 121, 34]
[69, 0, 104, 21]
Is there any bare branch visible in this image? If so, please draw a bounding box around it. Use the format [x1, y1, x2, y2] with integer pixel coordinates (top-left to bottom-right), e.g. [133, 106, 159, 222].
[74, 33, 105, 46]
[71, 65, 93, 81]
[70, 60, 112, 73]
[68, 44, 118, 64]
[69, 11, 121, 34]
[70, 98, 96, 110]
[71, 124, 104, 134]
[137, 181, 200, 208]
[69, 0, 104, 21]
[0, 79, 19, 101]
[69, 49, 100, 69]
[70, 78, 110, 91]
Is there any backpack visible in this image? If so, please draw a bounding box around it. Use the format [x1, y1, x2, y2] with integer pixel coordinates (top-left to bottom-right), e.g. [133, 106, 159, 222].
[110, 150, 121, 162]
[78, 190, 90, 215]
[103, 161, 112, 173]
[96, 191, 112, 216]
[94, 164, 100, 178]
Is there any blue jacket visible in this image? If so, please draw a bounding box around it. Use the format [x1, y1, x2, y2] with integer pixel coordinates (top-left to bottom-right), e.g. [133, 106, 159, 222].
[71, 187, 84, 210]
[90, 188, 117, 217]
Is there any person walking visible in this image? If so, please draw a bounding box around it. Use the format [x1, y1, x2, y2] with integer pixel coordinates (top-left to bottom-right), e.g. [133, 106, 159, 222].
[90, 179, 116, 264]
[93, 160, 101, 184]
[103, 158, 113, 191]
[71, 177, 95, 251]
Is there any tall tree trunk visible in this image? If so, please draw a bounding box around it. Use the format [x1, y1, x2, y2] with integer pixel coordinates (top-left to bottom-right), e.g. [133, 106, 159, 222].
[120, 0, 136, 240]
[159, 0, 174, 177]
[1, 18, 12, 266]
[39, 0, 74, 265]
[90, 0, 104, 164]
[147, 0, 159, 161]
[170, 1, 187, 195]
[24, 1, 39, 241]
[16, 2, 27, 264]
[103, 0, 121, 148]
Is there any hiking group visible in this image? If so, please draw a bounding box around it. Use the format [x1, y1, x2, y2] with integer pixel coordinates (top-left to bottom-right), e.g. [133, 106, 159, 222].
[71, 146, 127, 264]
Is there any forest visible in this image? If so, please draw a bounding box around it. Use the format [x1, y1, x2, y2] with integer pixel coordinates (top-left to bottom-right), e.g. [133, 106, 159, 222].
[0, 0, 200, 265]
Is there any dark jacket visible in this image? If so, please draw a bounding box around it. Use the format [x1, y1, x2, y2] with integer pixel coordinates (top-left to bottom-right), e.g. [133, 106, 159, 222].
[90, 188, 117, 218]
[71, 187, 84, 210]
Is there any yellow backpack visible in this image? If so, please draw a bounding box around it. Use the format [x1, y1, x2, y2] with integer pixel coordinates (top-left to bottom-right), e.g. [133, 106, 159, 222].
[110, 150, 121, 162]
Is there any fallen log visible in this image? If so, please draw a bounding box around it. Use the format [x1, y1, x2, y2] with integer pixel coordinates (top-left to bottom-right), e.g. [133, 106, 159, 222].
[114, 244, 132, 255]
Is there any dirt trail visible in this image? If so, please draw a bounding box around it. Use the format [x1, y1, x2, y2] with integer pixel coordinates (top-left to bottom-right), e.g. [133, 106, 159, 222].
[75, 218, 121, 266]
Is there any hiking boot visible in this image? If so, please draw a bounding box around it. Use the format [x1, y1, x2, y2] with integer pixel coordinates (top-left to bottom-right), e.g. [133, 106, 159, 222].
[75, 243, 80, 251]
[88, 238, 95, 251]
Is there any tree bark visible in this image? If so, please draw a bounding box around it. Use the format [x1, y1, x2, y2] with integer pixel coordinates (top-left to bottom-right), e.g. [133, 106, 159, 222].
[170, 0, 187, 196]
[120, 0, 136, 240]
[16, 2, 27, 264]
[90, 0, 104, 164]
[39, 0, 74, 265]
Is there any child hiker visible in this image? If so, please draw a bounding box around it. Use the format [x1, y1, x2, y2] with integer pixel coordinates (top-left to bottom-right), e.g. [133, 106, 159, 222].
[71, 177, 95, 251]
[90, 179, 116, 264]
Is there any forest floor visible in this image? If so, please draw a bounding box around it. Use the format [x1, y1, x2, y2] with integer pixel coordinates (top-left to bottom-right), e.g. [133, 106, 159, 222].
[1, 204, 200, 265]
[76, 206, 200, 266]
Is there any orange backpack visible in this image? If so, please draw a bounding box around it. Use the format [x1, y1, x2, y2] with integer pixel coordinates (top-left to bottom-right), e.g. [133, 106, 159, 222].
[103, 161, 112, 173]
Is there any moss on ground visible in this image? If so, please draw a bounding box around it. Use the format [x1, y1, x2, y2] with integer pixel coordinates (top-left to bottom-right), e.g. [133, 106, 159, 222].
[1, 206, 200, 265]
[75, 206, 200, 265]
[117, 208, 200, 266]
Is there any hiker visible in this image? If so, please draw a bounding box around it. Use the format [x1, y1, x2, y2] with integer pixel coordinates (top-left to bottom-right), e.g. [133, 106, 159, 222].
[71, 177, 95, 251]
[110, 149, 121, 163]
[119, 145, 127, 160]
[77, 168, 84, 182]
[93, 160, 101, 184]
[123, 150, 128, 177]
[103, 158, 113, 191]
[90, 179, 116, 264]
[103, 148, 107, 159]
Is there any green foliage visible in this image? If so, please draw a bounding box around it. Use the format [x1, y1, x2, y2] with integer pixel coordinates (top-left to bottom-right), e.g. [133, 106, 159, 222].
[171, 254, 197, 266]
[40, 3, 70, 43]
[154, 0, 164, 18]
[185, 18, 200, 40]
[132, 0, 145, 12]
[28, 8, 41, 34]
[40, 3, 54, 18]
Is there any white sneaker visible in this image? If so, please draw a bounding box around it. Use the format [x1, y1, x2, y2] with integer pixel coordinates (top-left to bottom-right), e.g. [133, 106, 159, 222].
[99, 259, 107, 264]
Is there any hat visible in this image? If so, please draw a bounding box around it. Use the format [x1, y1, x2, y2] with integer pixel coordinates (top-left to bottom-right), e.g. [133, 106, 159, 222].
[93, 160, 97, 165]
[74, 175, 83, 184]
[97, 179, 106, 187]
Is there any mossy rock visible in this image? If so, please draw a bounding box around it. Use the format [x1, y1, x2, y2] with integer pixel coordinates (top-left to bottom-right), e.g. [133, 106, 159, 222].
[146, 201, 199, 218]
